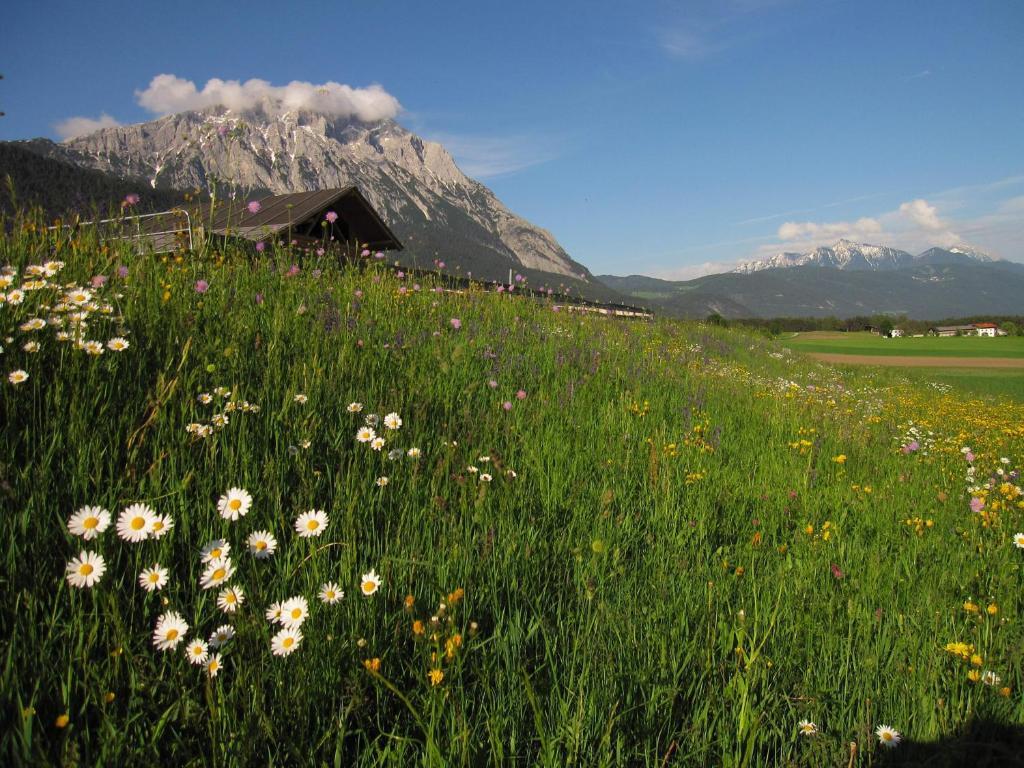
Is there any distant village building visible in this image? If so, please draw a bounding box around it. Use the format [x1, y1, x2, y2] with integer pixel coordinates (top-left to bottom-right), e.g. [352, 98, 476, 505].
[928, 323, 1004, 337]
[889, 328, 904, 337]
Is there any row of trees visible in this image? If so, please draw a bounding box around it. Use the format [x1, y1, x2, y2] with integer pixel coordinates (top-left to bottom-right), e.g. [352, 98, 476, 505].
[706, 313, 1024, 337]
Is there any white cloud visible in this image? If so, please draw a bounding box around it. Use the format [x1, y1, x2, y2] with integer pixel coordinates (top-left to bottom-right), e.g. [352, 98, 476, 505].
[647, 259, 744, 280]
[898, 198, 945, 230]
[428, 133, 560, 179]
[134, 74, 401, 121]
[777, 216, 883, 242]
[54, 113, 121, 141]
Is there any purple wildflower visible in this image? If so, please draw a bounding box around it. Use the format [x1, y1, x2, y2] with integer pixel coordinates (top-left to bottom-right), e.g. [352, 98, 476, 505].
[117, 265, 129, 278]
[194, 279, 209, 294]
[970, 497, 985, 513]
[91, 275, 108, 288]
[325, 211, 338, 223]
[247, 200, 262, 214]
[502, 401, 513, 411]
[450, 318, 462, 330]
[255, 241, 266, 252]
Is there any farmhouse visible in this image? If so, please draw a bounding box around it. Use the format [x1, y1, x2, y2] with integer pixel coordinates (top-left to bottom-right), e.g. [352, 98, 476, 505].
[928, 323, 1004, 337]
[972, 322, 1000, 337]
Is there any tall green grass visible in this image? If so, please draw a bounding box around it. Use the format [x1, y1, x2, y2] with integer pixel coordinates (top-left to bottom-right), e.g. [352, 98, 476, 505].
[1, 221, 1023, 766]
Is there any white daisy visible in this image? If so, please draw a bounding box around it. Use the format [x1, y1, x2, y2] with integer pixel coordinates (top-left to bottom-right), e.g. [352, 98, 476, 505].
[149, 514, 174, 539]
[206, 653, 223, 678]
[1013, 532, 1024, 549]
[370, 437, 385, 451]
[407, 447, 421, 459]
[65, 551, 106, 589]
[347, 402, 363, 413]
[217, 488, 252, 521]
[200, 556, 235, 590]
[214, 386, 231, 398]
[198, 393, 213, 404]
[293, 394, 307, 404]
[81, 340, 105, 356]
[22, 341, 40, 353]
[479, 473, 493, 482]
[319, 582, 344, 604]
[201, 539, 230, 563]
[217, 585, 245, 613]
[271, 627, 303, 657]
[383, 412, 402, 430]
[209, 624, 235, 648]
[356, 426, 376, 443]
[152, 612, 189, 651]
[67, 506, 111, 540]
[265, 601, 284, 624]
[106, 337, 130, 352]
[19, 318, 45, 331]
[116, 503, 156, 543]
[875, 725, 902, 749]
[360, 569, 381, 597]
[138, 565, 168, 592]
[294, 510, 328, 538]
[280, 596, 309, 629]
[376, 476, 389, 487]
[8, 369, 29, 385]
[798, 720, 818, 737]
[247, 530, 278, 559]
[185, 639, 209, 665]
[211, 413, 229, 428]
[982, 670, 1002, 687]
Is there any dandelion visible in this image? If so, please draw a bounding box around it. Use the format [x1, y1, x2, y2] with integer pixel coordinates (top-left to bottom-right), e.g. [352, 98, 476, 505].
[185, 640, 209, 665]
[65, 551, 106, 589]
[875, 725, 901, 749]
[117, 503, 156, 543]
[271, 627, 303, 657]
[201, 539, 230, 562]
[319, 582, 344, 604]
[217, 586, 245, 613]
[383, 412, 402, 430]
[217, 487, 253, 521]
[280, 596, 309, 629]
[428, 668, 445, 686]
[356, 426, 376, 443]
[138, 565, 168, 592]
[55, 714, 70, 728]
[360, 569, 381, 596]
[798, 720, 818, 737]
[8, 370, 29, 385]
[295, 509, 329, 538]
[247, 530, 278, 559]
[201, 557, 235, 590]
[152, 612, 189, 651]
[67, 506, 111, 540]
[363, 657, 381, 672]
[370, 437, 385, 451]
[106, 337, 130, 352]
[206, 653, 223, 678]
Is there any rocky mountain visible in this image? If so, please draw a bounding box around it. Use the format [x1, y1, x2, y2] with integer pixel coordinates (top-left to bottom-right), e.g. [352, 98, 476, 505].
[10, 105, 601, 291]
[733, 239, 995, 273]
[600, 258, 1024, 319]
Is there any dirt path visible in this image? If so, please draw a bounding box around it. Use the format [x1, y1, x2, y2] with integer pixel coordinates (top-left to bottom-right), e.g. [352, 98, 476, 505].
[808, 353, 1024, 369]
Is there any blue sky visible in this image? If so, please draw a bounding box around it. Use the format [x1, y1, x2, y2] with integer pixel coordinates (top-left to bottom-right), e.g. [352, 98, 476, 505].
[3, 0, 1022, 277]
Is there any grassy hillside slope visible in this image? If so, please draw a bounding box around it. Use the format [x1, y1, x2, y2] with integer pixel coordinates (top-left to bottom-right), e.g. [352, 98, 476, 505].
[2, 219, 1023, 766]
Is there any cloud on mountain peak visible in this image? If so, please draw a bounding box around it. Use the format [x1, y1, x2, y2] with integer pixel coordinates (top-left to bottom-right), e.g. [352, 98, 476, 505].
[135, 74, 401, 122]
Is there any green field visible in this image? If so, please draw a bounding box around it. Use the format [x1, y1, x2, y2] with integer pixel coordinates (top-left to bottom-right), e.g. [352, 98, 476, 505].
[3, 222, 1024, 766]
[784, 331, 1024, 358]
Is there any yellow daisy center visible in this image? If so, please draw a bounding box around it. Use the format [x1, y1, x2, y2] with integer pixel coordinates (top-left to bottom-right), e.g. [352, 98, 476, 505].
[148, 573, 159, 583]
[225, 594, 237, 604]
[166, 629, 179, 641]
[290, 608, 302, 619]
[80, 563, 94, 575]
[283, 637, 294, 649]
[362, 580, 375, 593]
[152, 521, 164, 531]
[83, 517, 99, 529]
[212, 568, 226, 581]
[307, 520, 319, 530]
[229, 499, 242, 510]
[210, 548, 222, 558]
[131, 517, 146, 530]
[255, 540, 267, 550]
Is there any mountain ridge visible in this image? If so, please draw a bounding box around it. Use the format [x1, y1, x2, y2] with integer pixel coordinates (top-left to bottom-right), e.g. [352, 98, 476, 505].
[734, 239, 997, 273]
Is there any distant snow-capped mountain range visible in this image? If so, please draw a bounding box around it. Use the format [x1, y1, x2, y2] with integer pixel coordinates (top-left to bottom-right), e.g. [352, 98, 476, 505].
[734, 240, 996, 273]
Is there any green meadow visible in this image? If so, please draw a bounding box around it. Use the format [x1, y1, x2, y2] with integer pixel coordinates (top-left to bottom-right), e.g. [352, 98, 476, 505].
[2, 220, 1024, 766]
[784, 332, 1024, 359]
